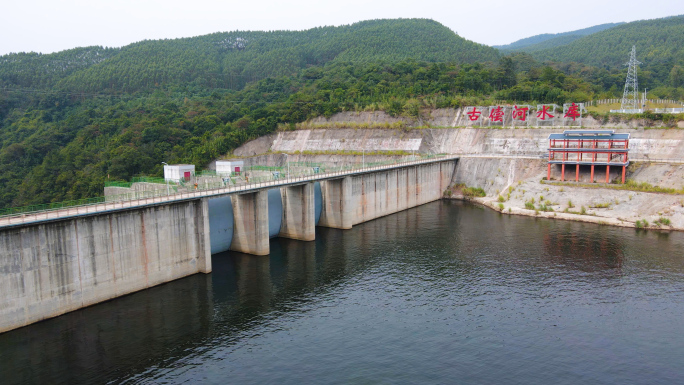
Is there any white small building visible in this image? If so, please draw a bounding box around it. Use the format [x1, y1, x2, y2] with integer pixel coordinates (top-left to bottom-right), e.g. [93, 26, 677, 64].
[216, 160, 245, 175]
[163, 164, 195, 182]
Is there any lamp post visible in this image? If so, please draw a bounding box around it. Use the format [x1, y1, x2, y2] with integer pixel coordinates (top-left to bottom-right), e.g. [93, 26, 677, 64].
[285, 153, 290, 179]
[161, 162, 169, 195]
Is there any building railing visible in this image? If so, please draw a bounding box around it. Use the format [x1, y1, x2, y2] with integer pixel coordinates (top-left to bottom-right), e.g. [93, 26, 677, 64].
[548, 145, 628, 150]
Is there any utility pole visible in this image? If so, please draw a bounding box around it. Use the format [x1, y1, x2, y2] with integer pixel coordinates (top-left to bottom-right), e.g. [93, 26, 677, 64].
[643, 88, 647, 109]
[621, 46, 642, 112]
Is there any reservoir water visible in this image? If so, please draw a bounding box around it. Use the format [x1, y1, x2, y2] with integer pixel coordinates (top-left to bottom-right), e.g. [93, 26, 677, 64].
[2, 200, 684, 384]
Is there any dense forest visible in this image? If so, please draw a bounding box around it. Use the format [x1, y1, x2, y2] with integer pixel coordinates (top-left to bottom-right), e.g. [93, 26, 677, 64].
[532, 15, 684, 88]
[0, 19, 498, 94]
[495, 22, 624, 52]
[1, 17, 684, 209]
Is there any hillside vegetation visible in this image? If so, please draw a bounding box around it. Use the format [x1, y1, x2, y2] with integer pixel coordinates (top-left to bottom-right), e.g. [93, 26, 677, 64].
[495, 22, 623, 52]
[534, 16, 684, 76]
[1, 17, 684, 210]
[1, 19, 498, 94]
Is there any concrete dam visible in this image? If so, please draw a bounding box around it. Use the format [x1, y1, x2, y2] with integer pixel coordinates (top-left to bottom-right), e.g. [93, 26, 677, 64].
[0, 159, 456, 333]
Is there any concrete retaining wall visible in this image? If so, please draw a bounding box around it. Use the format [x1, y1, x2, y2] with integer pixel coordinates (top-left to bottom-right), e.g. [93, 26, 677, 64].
[307, 109, 683, 130]
[452, 157, 546, 196]
[350, 162, 454, 225]
[451, 156, 684, 194]
[235, 126, 684, 161]
[0, 199, 211, 333]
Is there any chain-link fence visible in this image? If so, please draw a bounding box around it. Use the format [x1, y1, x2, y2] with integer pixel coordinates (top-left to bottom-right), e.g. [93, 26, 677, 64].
[0, 154, 450, 223]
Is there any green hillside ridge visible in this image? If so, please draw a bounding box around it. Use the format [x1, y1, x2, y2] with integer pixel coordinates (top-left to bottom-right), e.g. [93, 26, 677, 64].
[1, 19, 499, 94]
[508, 35, 583, 53]
[2, 17, 684, 210]
[533, 15, 684, 70]
[0, 56, 596, 209]
[495, 23, 624, 51]
[0, 46, 120, 89]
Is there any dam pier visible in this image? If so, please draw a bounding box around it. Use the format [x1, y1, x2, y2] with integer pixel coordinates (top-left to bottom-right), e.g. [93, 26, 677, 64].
[0, 157, 457, 333]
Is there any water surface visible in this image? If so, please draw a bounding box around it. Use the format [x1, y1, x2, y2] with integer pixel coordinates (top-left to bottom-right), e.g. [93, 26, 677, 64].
[2, 201, 684, 384]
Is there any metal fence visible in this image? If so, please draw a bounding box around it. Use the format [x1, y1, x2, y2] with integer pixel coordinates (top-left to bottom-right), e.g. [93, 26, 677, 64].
[6, 152, 681, 225]
[0, 154, 449, 224]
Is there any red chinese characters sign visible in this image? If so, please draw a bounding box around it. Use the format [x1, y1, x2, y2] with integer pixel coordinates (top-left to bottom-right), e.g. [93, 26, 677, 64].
[489, 106, 504, 122]
[513, 105, 529, 121]
[536, 105, 554, 121]
[564, 103, 581, 121]
[467, 107, 482, 121]
[462, 103, 583, 126]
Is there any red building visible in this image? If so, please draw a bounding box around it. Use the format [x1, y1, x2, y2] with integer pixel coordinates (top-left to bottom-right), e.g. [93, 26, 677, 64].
[547, 130, 630, 184]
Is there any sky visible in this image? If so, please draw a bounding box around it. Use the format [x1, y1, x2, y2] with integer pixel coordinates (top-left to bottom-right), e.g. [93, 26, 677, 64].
[2, 0, 683, 56]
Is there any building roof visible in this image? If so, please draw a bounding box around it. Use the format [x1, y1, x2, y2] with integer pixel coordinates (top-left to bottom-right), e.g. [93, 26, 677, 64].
[548, 130, 630, 140]
[548, 160, 630, 166]
[548, 148, 630, 153]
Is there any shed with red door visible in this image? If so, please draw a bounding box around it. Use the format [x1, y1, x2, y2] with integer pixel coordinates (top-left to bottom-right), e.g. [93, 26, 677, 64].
[163, 164, 196, 182]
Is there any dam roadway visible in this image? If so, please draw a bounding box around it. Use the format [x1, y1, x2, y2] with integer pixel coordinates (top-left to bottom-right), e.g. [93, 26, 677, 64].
[0, 156, 457, 333]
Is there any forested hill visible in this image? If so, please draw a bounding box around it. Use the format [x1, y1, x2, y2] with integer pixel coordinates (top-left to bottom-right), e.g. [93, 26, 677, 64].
[495, 22, 623, 52]
[532, 15, 684, 70]
[0, 19, 499, 94]
[2, 16, 683, 210]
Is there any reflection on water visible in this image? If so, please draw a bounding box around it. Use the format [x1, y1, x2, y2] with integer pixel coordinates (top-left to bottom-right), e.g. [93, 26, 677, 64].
[0, 274, 214, 384]
[2, 201, 684, 384]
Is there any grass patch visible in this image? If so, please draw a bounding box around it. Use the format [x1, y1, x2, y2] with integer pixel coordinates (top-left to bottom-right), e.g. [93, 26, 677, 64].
[538, 204, 554, 212]
[293, 149, 414, 156]
[451, 184, 486, 198]
[462, 186, 486, 198]
[294, 121, 407, 130]
[655, 217, 672, 227]
[547, 179, 684, 195]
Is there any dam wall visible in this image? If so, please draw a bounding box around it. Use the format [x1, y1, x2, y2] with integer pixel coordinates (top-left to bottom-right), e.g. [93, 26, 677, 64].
[350, 162, 454, 225]
[209, 160, 457, 254]
[0, 199, 211, 333]
[0, 158, 456, 333]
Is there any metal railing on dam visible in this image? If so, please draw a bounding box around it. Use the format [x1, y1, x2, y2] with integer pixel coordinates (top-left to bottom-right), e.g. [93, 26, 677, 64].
[0, 154, 458, 228]
[5, 151, 684, 229]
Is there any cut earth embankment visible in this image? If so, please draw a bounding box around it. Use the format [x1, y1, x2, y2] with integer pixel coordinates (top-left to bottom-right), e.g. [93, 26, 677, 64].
[228, 110, 684, 231]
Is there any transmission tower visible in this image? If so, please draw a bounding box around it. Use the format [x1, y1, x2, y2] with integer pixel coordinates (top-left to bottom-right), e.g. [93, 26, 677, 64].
[620, 45, 642, 111]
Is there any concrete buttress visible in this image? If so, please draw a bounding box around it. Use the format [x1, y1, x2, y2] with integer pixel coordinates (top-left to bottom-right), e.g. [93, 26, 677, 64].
[279, 183, 316, 241]
[318, 176, 353, 229]
[230, 190, 270, 255]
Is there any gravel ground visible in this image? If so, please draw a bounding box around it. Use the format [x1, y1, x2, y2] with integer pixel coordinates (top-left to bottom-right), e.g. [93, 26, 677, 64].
[451, 174, 684, 232]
